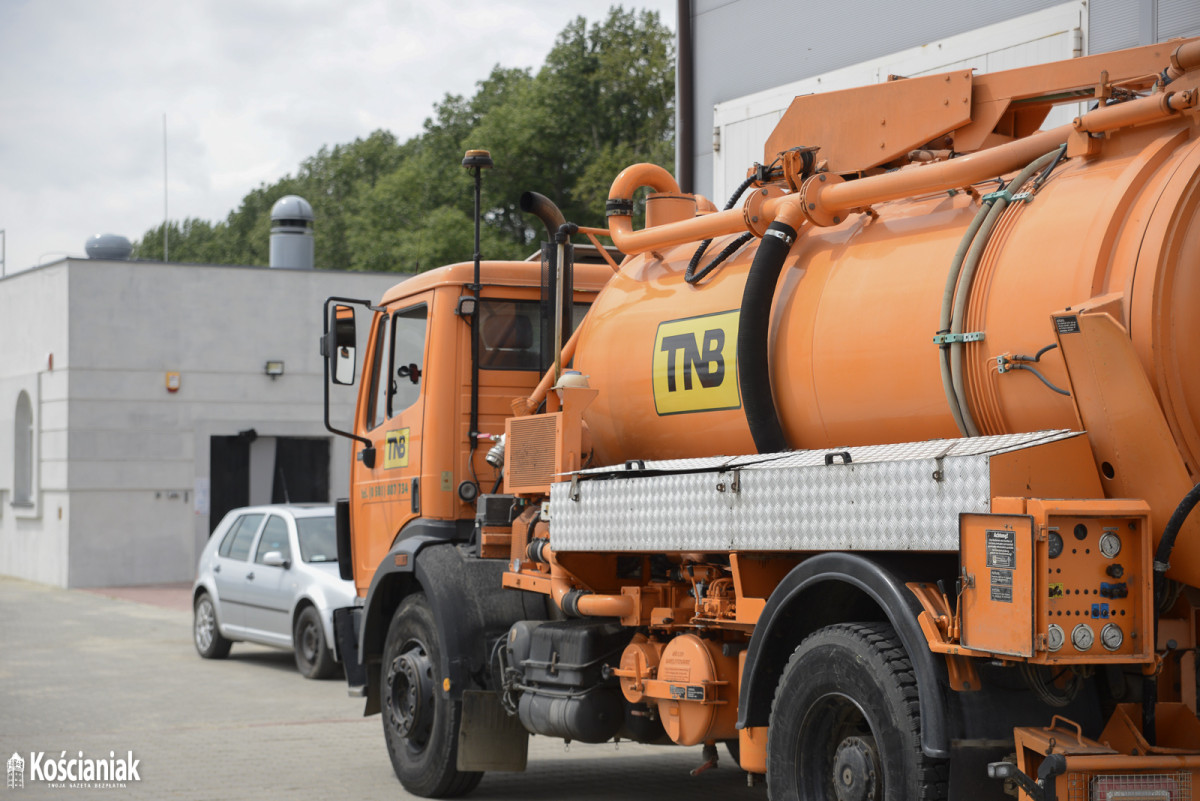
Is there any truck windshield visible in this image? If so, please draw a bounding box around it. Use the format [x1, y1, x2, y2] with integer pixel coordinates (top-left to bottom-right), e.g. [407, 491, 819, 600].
[479, 300, 590, 371]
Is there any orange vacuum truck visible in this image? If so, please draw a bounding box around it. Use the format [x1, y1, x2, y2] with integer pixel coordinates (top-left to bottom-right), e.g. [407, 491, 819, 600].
[322, 39, 1200, 801]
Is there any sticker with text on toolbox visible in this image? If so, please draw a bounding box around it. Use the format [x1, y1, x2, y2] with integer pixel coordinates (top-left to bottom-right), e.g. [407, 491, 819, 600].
[652, 310, 741, 415]
[384, 428, 410, 469]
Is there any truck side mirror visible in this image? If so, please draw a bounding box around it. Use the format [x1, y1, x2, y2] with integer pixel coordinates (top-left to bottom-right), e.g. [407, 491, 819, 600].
[327, 304, 357, 385]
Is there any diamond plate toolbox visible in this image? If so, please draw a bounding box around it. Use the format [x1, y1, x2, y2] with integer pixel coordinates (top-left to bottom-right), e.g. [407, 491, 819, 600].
[549, 430, 1081, 552]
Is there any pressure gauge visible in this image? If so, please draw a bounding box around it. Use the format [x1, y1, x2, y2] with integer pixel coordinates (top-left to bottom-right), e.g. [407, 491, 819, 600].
[1099, 531, 1122, 559]
[1046, 624, 1065, 652]
[1072, 623, 1095, 651]
[1101, 623, 1124, 651]
[1047, 530, 1064, 559]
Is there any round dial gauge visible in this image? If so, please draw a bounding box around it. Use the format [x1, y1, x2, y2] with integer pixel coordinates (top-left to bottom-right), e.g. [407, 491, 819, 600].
[1101, 623, 1123, 651]
[1099, 532, 1121, 559]
[1047, 531, 1064, 559]
[1072, 623, 1095, 651]
[1046, 624, 1065, 652]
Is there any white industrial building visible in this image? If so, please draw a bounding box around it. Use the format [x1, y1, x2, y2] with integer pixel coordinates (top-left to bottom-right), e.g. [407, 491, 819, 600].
[0, 248, 401, 588]
[678, 0, 1200, 200]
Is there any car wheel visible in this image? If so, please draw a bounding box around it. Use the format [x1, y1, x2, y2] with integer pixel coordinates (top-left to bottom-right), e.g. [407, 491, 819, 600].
[766, 622, 948, 801]
[193, 592, 232, 659]
[294, 606, 337, 680]
[382, 593, 482, 798]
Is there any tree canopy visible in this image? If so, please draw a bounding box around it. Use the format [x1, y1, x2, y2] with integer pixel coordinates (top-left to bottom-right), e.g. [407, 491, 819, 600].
[134, 7, 674, 272]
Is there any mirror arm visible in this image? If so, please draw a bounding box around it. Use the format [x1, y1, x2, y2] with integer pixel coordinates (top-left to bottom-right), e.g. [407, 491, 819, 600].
[322, 296, 380, 451]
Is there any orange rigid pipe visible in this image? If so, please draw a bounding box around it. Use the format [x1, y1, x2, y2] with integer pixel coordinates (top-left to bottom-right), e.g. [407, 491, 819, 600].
[607, 127, 1073, 253]
[1168, 39, 1200, 80]
[546, 546, 636, 619]
[607, 79, 1196, 256]
[1074, 90, 1197, 134]
[606, 163, 747, 254]
[518, 329, 582, 415]
[810, 125, 1070, 215]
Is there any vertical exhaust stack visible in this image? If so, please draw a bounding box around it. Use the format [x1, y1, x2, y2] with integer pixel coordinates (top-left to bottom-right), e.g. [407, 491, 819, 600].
[269, 195, 315, 269]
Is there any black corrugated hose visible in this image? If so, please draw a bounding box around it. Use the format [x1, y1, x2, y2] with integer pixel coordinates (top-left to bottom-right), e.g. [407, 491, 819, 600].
[738, 219, 797, 453]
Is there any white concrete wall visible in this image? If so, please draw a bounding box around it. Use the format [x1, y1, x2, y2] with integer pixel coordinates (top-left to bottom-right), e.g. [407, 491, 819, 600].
[63, 260, 401, 587]
[0, 263, 71, 586]
[0, 259, 402, 588]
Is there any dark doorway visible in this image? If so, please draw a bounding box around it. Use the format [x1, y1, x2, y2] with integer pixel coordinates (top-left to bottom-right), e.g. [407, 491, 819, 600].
[210, 435, 251, 533]
[209, 435, 331, 534]
[273, 438, 330, 504]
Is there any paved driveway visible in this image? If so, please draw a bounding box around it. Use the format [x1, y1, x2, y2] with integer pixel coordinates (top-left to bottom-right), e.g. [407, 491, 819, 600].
[0, 577, 763, 799]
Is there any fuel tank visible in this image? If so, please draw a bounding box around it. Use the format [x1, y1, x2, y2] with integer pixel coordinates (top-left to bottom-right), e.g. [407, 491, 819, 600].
[574, 123, 1200, 473]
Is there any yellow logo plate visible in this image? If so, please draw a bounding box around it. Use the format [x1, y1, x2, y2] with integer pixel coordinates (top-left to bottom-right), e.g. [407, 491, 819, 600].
[384, 428, 410, 469]
[652, 310, 741, 415]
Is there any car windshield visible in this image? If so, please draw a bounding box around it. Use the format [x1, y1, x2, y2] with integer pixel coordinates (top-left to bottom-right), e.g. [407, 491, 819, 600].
[296, 516, 338, 563]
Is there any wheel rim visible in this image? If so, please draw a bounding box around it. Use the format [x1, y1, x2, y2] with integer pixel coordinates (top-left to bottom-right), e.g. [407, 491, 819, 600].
[798, 693, 883, 801]
[384, 641, 434, 748]
[299, 619, 320, 665]
[195, 599, 215, 651]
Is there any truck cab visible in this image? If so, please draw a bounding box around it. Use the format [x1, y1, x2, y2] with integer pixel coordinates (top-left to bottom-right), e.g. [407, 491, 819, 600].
[325, 257, 616, 595]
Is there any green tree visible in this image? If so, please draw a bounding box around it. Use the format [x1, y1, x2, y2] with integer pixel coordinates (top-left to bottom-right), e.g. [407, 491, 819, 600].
[135, 6, 674, 273]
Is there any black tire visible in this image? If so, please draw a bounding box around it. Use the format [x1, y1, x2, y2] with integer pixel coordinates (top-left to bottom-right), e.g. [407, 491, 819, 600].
[724, 738, 741, 768]
[766, 622, 947, 801]
[193, 592, 232, 659]
[381, 593, 483, 798]
[294, 605, 337, 680]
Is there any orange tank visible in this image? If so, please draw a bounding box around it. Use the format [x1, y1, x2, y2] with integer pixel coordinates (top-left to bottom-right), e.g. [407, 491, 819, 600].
[574, 54, 1200, 478]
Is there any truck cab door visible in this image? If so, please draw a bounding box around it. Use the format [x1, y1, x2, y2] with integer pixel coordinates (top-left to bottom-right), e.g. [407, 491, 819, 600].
[352, 299, 430, 591]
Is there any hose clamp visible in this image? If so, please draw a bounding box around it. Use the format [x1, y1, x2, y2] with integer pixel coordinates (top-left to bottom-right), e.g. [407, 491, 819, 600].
[932, 331, 985, 345]
[605, 198, 634, 217]
[764, 228, 794, 247]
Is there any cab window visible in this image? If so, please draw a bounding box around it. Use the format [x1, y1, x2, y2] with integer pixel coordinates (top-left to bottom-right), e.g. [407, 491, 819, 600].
[389, 306, 427, 417]
[366, 314, 392, 430]
[479, 300, 590, 371]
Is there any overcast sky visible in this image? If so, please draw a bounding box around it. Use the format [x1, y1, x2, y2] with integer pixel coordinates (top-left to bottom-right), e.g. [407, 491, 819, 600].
[0, 0, 675, 274]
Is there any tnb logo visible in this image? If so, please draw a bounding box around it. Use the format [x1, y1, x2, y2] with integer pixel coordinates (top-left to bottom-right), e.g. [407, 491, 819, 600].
[7, 752, 23, 789]
[384, 428, 410, 469]
[652, 310, 741, 416]
[659, 329, 725, 392]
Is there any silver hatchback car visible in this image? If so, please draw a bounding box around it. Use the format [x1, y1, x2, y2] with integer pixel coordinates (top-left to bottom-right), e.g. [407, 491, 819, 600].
[192, 504, 356, 679]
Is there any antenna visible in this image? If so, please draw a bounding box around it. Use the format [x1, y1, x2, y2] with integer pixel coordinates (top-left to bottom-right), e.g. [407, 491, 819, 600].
[162, 113, 169, 262]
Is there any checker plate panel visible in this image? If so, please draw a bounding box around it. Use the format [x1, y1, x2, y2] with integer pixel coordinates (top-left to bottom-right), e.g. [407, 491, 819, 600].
[549, 430, 1080, 552]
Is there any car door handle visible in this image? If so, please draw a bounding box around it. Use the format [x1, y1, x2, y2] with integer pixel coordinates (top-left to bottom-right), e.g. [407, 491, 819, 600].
[246, 572, 255, 581]
[213, 564, 220, 573]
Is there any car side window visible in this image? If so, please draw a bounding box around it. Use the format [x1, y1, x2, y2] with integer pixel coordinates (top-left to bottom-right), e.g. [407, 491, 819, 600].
[221, 514, 263, 561]
[254, 515, 291, 564]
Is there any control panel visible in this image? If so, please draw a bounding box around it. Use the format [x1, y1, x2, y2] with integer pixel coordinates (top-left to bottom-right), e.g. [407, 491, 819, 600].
[959, 499, 1153, 664]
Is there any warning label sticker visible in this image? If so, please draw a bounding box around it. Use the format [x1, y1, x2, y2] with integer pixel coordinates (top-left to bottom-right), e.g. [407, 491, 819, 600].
[985, 529, 1016, 569]
[985, 529, 1016, 604]
[1054, 316, 1080, 335]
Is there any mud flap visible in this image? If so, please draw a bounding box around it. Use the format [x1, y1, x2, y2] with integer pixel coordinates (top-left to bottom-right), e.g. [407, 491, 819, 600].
[457, 690, 529, 772]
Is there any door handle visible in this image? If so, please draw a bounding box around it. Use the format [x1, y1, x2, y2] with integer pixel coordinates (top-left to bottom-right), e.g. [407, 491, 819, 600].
[246, 572, 255, 581]
[213, 564, 220, 573]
